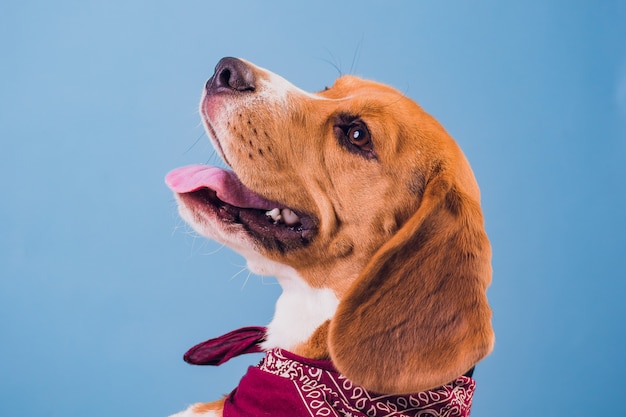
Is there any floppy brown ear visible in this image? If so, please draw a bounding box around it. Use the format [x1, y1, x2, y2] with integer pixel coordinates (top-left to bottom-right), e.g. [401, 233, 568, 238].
[328, 168, 494, 394]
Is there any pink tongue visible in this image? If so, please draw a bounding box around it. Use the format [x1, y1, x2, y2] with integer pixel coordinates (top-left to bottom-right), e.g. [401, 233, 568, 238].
[165, 164, 278, 210]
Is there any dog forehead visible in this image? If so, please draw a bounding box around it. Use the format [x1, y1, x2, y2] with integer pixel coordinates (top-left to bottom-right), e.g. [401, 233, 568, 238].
[313, 77, 423, 131]
[323, 75, 399, 96]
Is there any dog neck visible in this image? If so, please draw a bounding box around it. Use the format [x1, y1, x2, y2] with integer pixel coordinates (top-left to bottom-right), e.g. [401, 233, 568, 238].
[248, 258, 339, 353]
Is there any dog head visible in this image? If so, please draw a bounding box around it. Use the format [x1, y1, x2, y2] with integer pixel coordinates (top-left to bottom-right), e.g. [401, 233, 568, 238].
[167, 57, 494, 394]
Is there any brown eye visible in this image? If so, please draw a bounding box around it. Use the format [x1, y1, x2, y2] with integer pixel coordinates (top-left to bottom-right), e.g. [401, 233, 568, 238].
[348, 124, 372, 150]
[333, 114, 376, 159]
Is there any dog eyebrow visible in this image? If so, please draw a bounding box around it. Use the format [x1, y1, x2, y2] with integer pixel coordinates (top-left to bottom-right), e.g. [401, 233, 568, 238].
[333, 112, 361, 125]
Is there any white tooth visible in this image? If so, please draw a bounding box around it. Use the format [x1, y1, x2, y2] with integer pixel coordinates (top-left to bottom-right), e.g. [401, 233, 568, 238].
[281, 208, 300, 225]
[266, 208, 282, 222]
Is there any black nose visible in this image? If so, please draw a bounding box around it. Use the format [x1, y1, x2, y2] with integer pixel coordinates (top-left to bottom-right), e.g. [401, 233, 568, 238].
[206, 57, 256, 94]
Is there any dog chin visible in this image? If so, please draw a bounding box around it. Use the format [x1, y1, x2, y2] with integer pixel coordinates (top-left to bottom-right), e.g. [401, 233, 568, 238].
[176, 196, 259, 254]
[177, 195, 298, 279]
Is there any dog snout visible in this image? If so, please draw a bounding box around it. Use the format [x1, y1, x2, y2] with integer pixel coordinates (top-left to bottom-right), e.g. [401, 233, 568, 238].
[206, 57, 256, 95]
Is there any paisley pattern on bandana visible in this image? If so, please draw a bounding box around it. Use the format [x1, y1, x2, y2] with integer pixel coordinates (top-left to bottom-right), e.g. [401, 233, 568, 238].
[259, 349, 476, 417]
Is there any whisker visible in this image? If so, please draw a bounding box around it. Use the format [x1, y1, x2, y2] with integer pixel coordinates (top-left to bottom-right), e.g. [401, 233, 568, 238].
[260, 276, 279, 286]
[349, 35, 365, 75]
[240, 270, 253, 290]
[229, 264, 250, 282]
[205, 148, 222, 166]
[184, 131, 207, 155]
[317, 47, 343, 77]
[202, 243, 226, 256]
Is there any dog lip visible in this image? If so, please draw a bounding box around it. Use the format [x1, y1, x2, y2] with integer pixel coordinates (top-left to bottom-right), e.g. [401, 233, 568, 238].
[201, 109, 232, 167]
[181, 188, 317, 250]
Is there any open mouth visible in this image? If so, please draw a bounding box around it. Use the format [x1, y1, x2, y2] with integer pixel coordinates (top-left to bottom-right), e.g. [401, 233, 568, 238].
[166, 165, 316, 252]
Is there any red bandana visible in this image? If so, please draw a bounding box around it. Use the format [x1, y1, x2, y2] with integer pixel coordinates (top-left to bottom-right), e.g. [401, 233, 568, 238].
[184, 327, 476, 417]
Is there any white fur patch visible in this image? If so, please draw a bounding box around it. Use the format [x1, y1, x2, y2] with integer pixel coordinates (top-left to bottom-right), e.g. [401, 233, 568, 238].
[245, 257, 339, 351]
[258, 263, 339, 351]
[247, 59, 338, 103]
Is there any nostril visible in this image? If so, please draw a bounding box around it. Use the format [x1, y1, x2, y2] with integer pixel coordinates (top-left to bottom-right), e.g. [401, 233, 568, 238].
[218, 68, 233, 89]
[211, 57, 256, 93]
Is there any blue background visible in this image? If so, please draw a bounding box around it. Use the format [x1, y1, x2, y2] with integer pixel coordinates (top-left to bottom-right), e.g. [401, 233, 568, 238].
[1, 1, 625, 416]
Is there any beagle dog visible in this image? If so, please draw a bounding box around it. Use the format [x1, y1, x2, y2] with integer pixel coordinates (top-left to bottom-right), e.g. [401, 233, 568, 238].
[166, 57, 494, 417]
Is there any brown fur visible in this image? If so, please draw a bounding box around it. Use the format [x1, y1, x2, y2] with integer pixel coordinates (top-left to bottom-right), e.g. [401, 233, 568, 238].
[191, 398, 225, 416]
